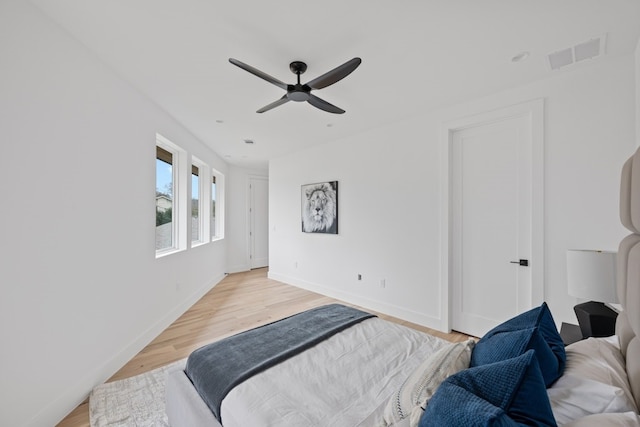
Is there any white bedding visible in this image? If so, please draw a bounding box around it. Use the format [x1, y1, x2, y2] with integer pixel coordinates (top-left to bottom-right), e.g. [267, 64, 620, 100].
[216, 317, 448, 427]
[167, 325, 640, 427]
[548, 336, 639, 425]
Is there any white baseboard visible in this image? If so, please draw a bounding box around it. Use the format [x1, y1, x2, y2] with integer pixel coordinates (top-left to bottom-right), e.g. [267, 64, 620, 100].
[32, 273, 226, 427]
[226, 264, 250, 274]
[268, 271, 445, 332]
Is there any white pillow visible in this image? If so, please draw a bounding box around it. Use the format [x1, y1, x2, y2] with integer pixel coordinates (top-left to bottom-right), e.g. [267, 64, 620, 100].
[561, 412, 640, 427]
[548, 336, 638, 425]
[381, 339, 474, 427]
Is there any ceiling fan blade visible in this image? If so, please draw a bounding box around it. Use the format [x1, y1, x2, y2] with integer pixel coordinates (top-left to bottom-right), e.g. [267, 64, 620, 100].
[229, 58, 288, 90]
[307, 94, 345, 114]
[305, 57, 362, 90]
[257, 95, 290, 113]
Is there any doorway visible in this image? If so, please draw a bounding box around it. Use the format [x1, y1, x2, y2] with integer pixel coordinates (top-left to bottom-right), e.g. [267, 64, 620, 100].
[249, 176, 269, 269]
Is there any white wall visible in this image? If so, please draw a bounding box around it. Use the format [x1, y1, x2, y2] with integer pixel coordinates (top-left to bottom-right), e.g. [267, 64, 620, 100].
[227, 165, 268, 273]
[0, 2, 228, 426]
[269, 54, 636, 332]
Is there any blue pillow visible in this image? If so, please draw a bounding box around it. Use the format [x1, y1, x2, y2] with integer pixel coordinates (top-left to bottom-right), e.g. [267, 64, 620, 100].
[470, 302, 566, 387]
[420, 350, 557, 427]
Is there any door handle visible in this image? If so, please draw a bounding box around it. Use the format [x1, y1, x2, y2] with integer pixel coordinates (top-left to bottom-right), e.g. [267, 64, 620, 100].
[510, 259, 529, 267]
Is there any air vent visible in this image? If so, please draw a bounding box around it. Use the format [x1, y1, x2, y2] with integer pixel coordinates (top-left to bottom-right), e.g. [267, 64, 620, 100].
[547, 34, 607, 71]
[574, 38, 601, 62]
[548, 48, 573, 71]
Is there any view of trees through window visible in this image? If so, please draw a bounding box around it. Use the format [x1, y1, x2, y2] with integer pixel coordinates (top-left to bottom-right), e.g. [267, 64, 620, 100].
[156, 146, 173, 250]
[192, 165, 200, 242]
[211, 176, 216, 239]
[156, 136, 223, 255]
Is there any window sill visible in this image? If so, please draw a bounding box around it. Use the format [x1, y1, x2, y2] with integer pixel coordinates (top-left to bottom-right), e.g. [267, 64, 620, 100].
[191, 241, 207, 249]
[155, 247, 184, 259]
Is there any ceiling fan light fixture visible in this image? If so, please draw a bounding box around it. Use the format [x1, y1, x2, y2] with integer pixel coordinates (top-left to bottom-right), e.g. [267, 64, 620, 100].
[287, 90, 310, 102]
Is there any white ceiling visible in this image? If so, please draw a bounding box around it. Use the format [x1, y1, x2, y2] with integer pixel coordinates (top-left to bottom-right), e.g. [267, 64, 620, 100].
[30, 0, 640, 169]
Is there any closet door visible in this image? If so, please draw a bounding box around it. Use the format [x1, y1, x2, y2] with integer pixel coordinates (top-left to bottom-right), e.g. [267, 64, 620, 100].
[250, 176, 269, 269]
[451, 114, 533, 337]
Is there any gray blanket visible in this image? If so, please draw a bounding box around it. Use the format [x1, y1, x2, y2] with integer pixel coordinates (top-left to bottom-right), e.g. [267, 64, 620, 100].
[184, 303, 375, 423]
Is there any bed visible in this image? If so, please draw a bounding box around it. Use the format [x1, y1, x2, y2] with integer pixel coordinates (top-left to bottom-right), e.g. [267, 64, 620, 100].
[166, 147, 640, 426]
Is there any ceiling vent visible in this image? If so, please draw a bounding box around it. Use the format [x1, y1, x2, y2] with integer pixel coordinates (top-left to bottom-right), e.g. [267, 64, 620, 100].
[547, 34, 607, 71]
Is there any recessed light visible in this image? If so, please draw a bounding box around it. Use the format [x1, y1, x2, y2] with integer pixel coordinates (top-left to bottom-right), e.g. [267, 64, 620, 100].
[511, 51, 530, 63]
[216, 119, 224, 124]
[326, 123, 333, 128]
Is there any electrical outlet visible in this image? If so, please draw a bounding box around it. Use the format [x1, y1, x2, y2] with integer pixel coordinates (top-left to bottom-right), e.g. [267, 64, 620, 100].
[357, 274, 362, 281]
[294, 261, 298, 269]
[380, 279, 386, 288]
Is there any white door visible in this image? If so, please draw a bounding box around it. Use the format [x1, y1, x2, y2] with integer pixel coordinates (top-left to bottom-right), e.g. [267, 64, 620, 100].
[249, 177, 269, 269]
[451, 114, 534, 337]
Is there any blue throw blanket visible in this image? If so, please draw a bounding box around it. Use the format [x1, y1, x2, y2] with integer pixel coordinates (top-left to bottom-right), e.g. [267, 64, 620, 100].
[184, 303, 376, 423]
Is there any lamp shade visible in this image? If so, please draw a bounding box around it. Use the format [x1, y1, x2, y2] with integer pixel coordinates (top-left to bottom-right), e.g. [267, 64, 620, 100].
[566, 249, 618, 303]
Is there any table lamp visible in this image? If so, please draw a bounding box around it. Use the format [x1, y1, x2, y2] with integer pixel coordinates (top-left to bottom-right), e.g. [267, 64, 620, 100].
[566, 249, 618, 339]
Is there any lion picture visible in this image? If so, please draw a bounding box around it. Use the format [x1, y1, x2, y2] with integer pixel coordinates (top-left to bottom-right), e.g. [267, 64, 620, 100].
[301, 181, 338, 234]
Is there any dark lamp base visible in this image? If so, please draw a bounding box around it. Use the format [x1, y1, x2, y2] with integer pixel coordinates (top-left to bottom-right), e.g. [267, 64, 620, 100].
[574, 301, 618, 339]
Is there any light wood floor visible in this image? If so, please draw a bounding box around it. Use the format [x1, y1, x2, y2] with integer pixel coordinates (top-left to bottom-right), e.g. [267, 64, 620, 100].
[57, 268, 468, 427]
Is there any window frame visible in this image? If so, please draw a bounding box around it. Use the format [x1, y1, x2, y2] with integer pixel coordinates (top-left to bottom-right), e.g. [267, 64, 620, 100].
[155, 134, 225, 257]
[190, 156, 210, 247]
[211, 168, 225, 241]
[156, 134, 187, 257]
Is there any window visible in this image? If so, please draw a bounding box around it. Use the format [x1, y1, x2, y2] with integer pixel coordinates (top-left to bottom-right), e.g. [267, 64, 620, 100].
[191, 156, 209, 246]
[211, 175, 216, 239]
[155, 134, 223, 255]
[156, 146, 174, 251]
[156, 134, 187, 256]
[210, 169, 224, 240]
[191, 165, 200, 243]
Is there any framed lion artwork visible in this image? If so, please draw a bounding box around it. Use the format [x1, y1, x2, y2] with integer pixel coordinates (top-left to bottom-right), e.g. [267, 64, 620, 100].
[301, 181, 338, 234]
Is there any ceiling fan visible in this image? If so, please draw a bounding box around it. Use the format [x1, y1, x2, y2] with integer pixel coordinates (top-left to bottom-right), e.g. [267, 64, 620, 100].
[229, 57, 362, 114]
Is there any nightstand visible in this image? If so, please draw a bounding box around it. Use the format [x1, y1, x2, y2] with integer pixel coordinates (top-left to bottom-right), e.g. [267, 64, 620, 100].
[560, 322, 583, 346]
